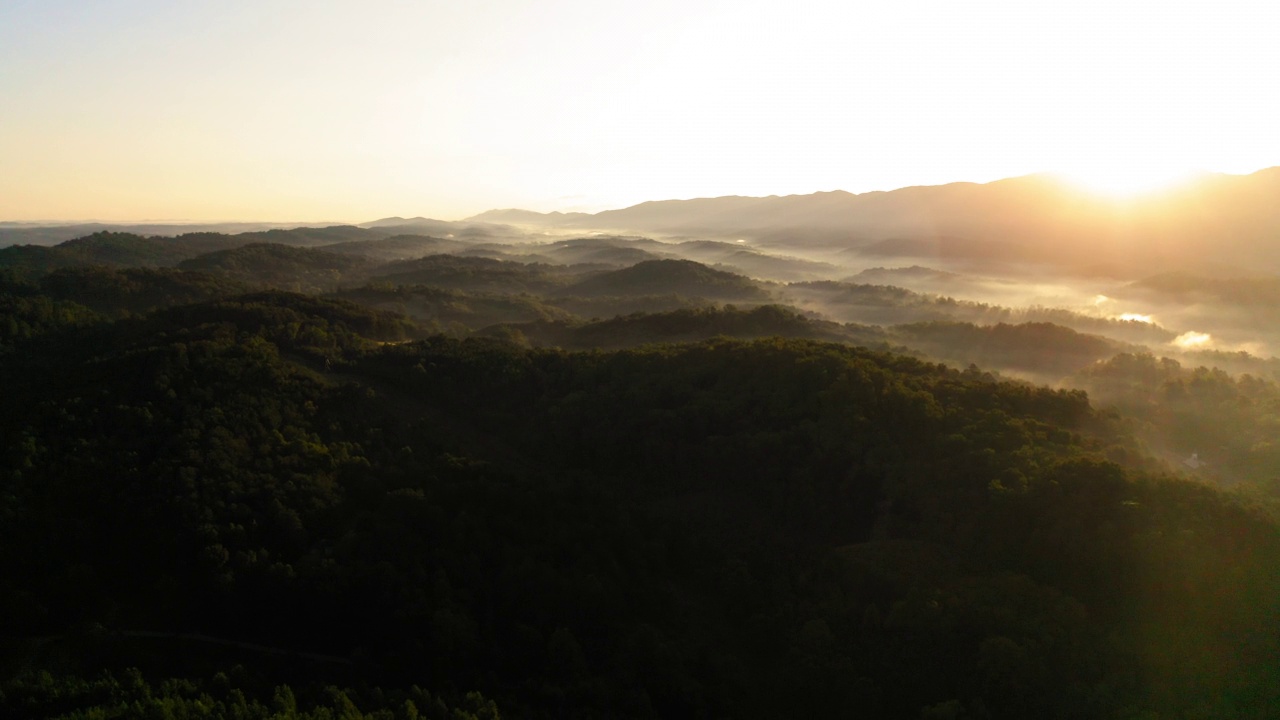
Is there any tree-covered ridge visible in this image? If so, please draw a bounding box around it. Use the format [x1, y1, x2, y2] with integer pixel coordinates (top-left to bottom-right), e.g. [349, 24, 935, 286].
[228, 225, 388, 247]
[0, 228, 1237, 380]
[368, 254, 598, 295]
[540, 242, 662, 267]
[479, 304, 893, 350]
[0, 293, 103, 350]
[892, 321, 1122, 379]
[1074, 352, 1280, 487]
[44, 232, 203, 266]
[334, 284, 577, 334]
[785, 280, 1175, 345]
[0, 232, 197, 278]
[178, 243, 369, 292]
[0, 230, 306, 276]
[1, 668, 500, 720]
[476, 306, 1124, 382]
[562, 258, 772, 301]
[5, 229, 1280, 717]
[31, 266, 248, 316]
[0, 225, 462, 281]
[0, 229, 1260, 388]
[2, 290, 1278, 718]
[319, 234, 468, 262]
[150, 291, 423, 355]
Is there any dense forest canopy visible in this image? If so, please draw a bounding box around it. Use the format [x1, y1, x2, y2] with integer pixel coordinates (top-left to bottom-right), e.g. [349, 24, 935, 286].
[4, 225, 1280, 718]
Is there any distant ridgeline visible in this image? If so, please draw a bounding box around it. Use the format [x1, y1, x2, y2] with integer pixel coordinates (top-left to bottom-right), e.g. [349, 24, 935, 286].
[471, 167, 1280, 273]
[3, 223, 1280, 718]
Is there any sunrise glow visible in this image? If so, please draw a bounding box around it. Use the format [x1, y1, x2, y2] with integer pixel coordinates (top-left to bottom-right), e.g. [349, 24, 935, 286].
[2, 0, 1277, 221]
[1057, 167, 1206, 199]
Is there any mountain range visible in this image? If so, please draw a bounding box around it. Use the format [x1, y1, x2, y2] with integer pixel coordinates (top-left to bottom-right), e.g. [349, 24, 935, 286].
[8, 168, 1279, 275]
[469, 168, 1280, 272]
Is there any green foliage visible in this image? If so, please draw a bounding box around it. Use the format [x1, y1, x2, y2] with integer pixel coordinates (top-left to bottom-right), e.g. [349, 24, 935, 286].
[0, 231, 258, 280]
[319, 235, 463, 262]
[1075, 352, 1280, 485]
[545, 293, 714, 322]
[892, 321, 1120, 379]
[0, 669, 499, 719]
[562, 258, 771, 301]
[228, 225, 387, 247]
[368, 255, 589, 295]
[0, 293, 104, 350]
[54, 232, 197, 266]
[2, 290, 1279, 719]
[482, 303, 891, 350]
[333, 285, 575, 332]
[178, 244, 367, 292]
[785, 280, 1175, 345]
[154, 291, 422, 352]
[36, 267, 248, 316]
[0, 244, 68, 279]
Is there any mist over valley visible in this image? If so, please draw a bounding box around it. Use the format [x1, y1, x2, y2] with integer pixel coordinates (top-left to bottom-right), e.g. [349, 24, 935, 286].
[8, 0, 1280, 713]
[6, 175, 1280, 718]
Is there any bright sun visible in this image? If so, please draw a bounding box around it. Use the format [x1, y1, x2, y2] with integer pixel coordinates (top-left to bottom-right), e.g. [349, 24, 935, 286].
[1054, 165, 1203, 199]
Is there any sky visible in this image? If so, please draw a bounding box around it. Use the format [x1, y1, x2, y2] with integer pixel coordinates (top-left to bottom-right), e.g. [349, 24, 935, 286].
[2, 0, 1278, 222]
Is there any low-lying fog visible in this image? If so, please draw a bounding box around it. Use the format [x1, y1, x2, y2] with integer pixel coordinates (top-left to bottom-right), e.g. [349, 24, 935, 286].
[435, 225, 1278, 486]
[9, 213, 1278, 486]
[458, 223, 1280, 367]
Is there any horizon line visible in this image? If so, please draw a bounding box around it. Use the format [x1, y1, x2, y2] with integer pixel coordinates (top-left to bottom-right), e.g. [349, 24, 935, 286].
[5, 166, 1275, 228]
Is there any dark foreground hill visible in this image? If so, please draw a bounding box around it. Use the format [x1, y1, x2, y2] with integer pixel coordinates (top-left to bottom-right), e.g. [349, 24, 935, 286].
[2, 290, 1279, 718]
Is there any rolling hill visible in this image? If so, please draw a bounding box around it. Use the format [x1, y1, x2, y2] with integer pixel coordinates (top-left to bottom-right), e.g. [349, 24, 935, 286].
[561, 259, 772, 301]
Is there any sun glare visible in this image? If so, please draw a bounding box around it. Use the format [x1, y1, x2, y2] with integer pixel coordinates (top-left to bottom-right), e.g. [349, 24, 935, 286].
[1055, 166, 1202, 199]
[1172, 331, 1213, 350]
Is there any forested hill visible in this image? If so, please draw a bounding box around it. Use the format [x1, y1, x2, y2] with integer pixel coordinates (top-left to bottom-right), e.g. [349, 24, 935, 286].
[3, 288, 1280, 718]
[560, 258, 772, 301]
[177, 243, 367, 292]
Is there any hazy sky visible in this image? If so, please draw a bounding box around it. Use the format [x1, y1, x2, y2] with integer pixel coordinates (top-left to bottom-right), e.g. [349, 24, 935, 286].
[2, 0, 1278, 222]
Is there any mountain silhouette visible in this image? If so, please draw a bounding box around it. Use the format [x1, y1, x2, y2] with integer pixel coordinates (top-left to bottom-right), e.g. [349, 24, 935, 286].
[467, 168, 1280, 272]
